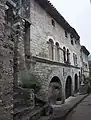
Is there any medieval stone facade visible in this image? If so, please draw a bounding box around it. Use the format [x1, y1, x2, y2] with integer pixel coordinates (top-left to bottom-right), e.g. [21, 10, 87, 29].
[0, 1, 90, 117]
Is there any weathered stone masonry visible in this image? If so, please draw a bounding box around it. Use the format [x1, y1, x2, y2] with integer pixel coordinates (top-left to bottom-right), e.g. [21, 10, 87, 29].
[0, 1, 90, 119]
[0, 0, 13, 119]
[12, 0, 90, 103]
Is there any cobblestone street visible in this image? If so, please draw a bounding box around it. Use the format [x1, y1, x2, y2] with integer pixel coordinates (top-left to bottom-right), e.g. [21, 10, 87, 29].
[65, 95, 91, 120]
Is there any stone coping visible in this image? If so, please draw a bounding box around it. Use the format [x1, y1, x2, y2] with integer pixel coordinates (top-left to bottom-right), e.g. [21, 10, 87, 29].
[33, 56, 80, 69]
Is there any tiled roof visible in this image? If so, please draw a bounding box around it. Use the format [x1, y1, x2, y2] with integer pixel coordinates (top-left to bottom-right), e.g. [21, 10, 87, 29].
[81, 46, 90, 55]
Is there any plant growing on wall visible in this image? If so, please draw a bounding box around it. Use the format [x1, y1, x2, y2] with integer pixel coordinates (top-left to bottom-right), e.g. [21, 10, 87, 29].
[19, 71, 41, 93]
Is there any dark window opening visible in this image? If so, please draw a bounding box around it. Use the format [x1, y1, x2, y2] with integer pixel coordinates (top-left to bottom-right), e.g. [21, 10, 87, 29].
[63, 47, 66, 63]
[65, 31, 68, 38]
[51, 19, 55, 27]
[71, 40, 74, 45]
[56, 97, 62, 101]
[75, 40, 77, 44]
[67, 49, 70, 64]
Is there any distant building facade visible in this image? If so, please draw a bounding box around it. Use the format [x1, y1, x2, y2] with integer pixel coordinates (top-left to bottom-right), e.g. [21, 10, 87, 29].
[80, 46, 90, 84]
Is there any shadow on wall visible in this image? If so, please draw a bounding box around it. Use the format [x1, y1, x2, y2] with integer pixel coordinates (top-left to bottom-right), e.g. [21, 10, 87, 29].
[48, 76, 62, 104]
[65, 76, 72, 99]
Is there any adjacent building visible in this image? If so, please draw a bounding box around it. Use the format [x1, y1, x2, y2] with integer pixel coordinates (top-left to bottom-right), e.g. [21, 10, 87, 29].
[80, 46, 90, 84]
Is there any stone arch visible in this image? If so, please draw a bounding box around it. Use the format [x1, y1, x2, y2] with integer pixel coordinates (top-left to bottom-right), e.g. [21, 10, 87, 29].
[48, 76, 62, 104]
[65, 76, 72, 99]
[74, 74, 78, 93]
[48, 39, 54, 60]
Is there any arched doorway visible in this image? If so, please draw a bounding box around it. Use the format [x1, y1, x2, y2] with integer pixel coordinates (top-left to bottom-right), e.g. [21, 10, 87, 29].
[48, 76, 62, 104]
[74, 74, 78, 93]
[65, 76, 72, 99]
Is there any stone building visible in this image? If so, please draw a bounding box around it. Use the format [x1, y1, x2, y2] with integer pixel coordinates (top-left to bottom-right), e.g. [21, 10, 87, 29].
[0, 0, 90, 114]
[80, 46, 90, 84]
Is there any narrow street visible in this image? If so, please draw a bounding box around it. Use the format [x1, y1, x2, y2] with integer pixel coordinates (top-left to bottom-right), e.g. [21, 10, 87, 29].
[64, 95, 91, 120]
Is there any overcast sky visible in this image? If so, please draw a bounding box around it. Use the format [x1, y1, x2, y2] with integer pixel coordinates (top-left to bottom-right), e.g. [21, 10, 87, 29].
[50, 0, 91, 54]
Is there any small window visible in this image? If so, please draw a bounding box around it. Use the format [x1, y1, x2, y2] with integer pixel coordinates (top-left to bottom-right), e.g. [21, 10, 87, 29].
[51, 19, 55, 27]
[63, 47, 66, 63]
[70, 34, 73, 39]
[75, 40, 77, 44]
[71, 40, 74, 45]
[65, 31, 68, 38]
[67, 49, 70, 64]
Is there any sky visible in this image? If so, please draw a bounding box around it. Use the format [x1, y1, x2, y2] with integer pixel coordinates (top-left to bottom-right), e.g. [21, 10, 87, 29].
[50, 0, 91, 54]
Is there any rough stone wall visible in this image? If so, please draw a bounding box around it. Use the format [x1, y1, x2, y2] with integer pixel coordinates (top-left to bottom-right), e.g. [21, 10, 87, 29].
[32, 59, 80, 101]
[0, 0, 13, 119]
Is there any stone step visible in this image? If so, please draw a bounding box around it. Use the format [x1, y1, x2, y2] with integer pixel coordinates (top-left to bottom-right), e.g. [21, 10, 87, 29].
[21, 104, 49, 120]
[14, 106, 33, 120]
[38, 116, 50, 120]
[14, 106, 41, 120]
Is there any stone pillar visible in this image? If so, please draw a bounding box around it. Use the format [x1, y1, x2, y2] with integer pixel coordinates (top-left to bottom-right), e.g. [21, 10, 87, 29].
[53, 45, 56, 61]
[61, 80, 65, 103]
[0, 1, 13, 119]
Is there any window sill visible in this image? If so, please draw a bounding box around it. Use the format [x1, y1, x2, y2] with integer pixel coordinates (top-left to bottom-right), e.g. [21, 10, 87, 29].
[33, 56, 80, 69]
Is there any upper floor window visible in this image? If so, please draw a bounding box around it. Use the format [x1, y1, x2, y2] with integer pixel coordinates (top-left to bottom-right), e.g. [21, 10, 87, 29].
[73, 53, 77, 66]
[71, 39, 74, 45]
[55, 42, 60, 62]
[67, 49, 70, 64]
[75, 40, 77, 44]
[51, 19, 55, 27]
[63, 47, 66, 63]
[48, 39, 54, 60]
[65, 31, 68, 38]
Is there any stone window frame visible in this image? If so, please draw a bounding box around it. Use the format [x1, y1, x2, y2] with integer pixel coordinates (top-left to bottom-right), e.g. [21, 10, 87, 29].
[48, 39, 54, 60]
[55, 42, 60, 62]
[67, 49, 70, 64]
[73, 53, 78, 66]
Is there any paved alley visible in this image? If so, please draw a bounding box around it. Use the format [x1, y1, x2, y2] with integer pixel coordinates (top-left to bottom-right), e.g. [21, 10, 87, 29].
[65, 95, 91, 120]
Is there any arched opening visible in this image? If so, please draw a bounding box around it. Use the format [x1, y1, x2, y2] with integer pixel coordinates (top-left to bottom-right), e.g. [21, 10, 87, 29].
[65, 76, 72, 99]
[74, 74, 78, 93]
[48, 39, 54, 60]
[48, 76, 62, 104]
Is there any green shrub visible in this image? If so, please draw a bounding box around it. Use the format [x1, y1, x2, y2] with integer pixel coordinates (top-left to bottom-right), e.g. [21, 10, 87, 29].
[19, 71, 41, 93]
